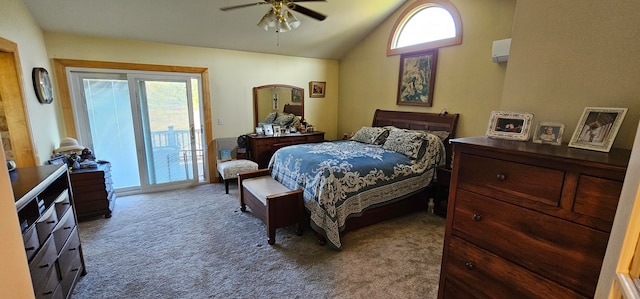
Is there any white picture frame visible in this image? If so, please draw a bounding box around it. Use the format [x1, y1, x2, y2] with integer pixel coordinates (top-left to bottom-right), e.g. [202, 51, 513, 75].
[486, 111, 534, 141]
[532, 122, 564, 145]
[263, 124, 274, 136]
[568, 107, 628, 152]
[273, 125, 281, 136]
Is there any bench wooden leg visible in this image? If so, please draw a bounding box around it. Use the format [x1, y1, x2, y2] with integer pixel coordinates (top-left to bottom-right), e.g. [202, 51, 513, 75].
[267, 226, 276, 245]
[225, 179, 230, 194]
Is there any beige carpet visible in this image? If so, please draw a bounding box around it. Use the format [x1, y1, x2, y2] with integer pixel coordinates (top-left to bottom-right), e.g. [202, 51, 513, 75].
[71, 183, 445, 299]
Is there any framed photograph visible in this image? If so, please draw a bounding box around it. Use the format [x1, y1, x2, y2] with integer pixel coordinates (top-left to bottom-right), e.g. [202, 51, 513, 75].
[273, 125, 282, 136]
[309, 81, 326, 98]
[292, 88, 302, 102]
[397, 49, 438, 107]
[486, 111, 534, 141]
[532, 122, 564, 145]
[255, 127, 264, 135]
[263, 124, 274, 136]
[568, 107, 628, 152]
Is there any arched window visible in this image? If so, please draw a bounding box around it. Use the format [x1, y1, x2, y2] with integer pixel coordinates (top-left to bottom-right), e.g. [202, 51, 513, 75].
[387, 0, 462, 56]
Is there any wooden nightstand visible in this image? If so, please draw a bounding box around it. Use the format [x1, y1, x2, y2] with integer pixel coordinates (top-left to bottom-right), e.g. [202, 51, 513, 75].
[434, 165, 451, 217]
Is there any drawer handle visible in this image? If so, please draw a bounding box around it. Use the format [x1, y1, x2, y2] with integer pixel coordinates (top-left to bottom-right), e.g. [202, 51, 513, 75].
[46, 220, 56, 224]
[473, 214, 482, 221]
[25, 246, 35, 251]
[61, 202, 70, 206]
[465, 262, 475, 270]
[64, 226, 73, 230]
[39, 263, 49, 268]
[43, 291, 53, 295]
[69, 247, 77, 251]
[72, 268, 80, 272]
[496, 173, 506, 181]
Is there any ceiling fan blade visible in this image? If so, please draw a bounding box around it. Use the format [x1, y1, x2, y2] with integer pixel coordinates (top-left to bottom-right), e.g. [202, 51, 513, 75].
[289, 4, 327, 21]
[220, 2, 267, 11]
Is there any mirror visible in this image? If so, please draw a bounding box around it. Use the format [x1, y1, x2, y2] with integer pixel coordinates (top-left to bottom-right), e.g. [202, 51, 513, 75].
[253, 84, 304, 128]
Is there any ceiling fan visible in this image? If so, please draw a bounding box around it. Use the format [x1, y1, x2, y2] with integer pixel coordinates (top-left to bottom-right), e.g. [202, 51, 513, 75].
[220, 0, 327, 32]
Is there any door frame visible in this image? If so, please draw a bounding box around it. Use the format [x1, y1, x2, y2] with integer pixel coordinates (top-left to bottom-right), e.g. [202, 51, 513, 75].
[54, 59, 215, 183]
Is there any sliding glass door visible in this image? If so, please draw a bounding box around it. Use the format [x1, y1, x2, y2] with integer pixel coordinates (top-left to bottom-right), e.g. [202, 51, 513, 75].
[69, 70, 206, 194]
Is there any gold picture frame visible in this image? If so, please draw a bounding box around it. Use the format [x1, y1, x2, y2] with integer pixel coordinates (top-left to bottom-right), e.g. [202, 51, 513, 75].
[309, 81, 326, 98]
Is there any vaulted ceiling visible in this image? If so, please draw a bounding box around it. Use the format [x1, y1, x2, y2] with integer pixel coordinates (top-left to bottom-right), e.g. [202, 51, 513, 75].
[23, 0, 407, 60]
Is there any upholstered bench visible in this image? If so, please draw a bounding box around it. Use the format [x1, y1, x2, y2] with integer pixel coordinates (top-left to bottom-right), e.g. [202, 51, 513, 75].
[238, 169, 304, 245]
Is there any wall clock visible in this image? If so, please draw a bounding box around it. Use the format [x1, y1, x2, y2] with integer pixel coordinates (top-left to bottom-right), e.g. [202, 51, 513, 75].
[32, 67, 53, 104]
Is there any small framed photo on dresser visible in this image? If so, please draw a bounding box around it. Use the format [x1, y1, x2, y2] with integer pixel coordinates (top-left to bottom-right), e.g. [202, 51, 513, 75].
[263, 124, 274, 136]
[532, 122, 564, 145]
[486, 111, 534, 141]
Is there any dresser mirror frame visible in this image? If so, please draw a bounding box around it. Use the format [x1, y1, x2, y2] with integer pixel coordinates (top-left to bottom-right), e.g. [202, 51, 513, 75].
[253, 84, 304, 128]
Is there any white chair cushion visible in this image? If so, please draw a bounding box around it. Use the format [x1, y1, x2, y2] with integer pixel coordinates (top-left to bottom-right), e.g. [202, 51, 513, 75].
[217, 159, 258, 180]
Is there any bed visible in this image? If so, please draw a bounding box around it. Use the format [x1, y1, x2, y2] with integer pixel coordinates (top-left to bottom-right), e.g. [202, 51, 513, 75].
[268, 109, 459, 249]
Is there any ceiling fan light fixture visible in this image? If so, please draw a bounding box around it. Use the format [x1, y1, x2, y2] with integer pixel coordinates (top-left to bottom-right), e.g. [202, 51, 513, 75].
[277, 19, 292, 33]
[257, 10, 277, 31]
[285, 10, 300, 30]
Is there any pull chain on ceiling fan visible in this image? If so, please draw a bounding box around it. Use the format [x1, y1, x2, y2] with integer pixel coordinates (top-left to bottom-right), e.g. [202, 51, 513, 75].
[220, 0, 327, 33]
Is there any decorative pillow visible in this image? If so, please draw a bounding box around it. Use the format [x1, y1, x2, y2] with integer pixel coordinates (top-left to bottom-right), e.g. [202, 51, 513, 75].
[350, 127, 389, 145]
[264, 112, 278, 124]
[382, 128, 427, 159]
[274, 113, 295, 126]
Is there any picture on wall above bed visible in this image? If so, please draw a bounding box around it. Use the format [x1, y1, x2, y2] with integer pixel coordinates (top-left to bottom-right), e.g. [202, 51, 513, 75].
[397, 49, 438, 107]
[568, 107, 627, 152]
[486, 111, 534, 141]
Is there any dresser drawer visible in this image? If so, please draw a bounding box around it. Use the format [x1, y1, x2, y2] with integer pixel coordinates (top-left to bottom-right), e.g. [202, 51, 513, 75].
[23, 225, 40, 261]
[444, 236, 586, 299]
[451, 189, 607, 296]
[36, 207, 59, 245]
[53, 190, 71, 220]
[52, 208, 76, 253]
[457, 153, 564, 206]
[29, 236, 58, 291]
[34, 266, 62, 299]
[58, 227, 82, 277]
[573, 174, 623, 231]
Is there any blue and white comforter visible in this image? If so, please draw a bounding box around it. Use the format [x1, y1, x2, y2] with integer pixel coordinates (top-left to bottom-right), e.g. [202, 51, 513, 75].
[268, 136, 445, 249]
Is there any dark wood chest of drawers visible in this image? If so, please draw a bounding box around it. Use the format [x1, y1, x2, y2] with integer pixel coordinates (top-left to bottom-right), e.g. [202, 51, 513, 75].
[11, 164, 87, 298]
[248, 131, 325, 168]
[70, 162, 115, 219]
[438, 136, 630, 298]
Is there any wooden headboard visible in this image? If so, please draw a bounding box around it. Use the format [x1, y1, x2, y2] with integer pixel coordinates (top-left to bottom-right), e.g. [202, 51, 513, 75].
[372, 109, 460, 164]
[283, 104, 303, 117]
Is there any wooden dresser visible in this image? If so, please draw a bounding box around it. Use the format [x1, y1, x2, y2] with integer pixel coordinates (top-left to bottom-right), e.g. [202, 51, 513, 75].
[438, 136, 630, 298]
[248, 131, 325, 168]
[70, 162, 115, 219]
[11, 164, 86, 298]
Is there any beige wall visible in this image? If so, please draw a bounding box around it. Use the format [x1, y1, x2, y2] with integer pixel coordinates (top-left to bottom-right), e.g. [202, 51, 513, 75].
[503, 0, 640, 149]
[338, 0, 517, 138]
[43, 33, 340, 141]
[0, 0, 62, 165]
[0, 0, 50, 297]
